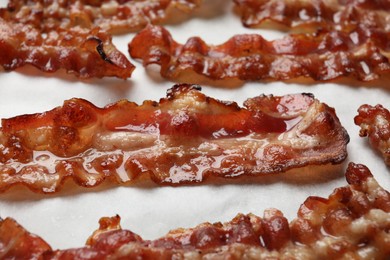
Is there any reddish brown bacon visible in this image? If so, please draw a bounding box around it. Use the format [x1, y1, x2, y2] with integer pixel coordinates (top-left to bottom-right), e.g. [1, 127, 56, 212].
[0, 18, 134, 79]
[0, 84, 348, 193]
[233, 0, 390, 31]
[1, 0, 201, 34]
[0, 217, 52, 259]
[1, 163, 390, 259]
[355, 104, 390, 166]
[129, 25, 390, 82]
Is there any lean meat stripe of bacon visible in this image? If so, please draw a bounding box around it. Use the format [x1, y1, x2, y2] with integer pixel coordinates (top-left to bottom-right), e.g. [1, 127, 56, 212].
[1, 0, 201, 34]
[355, 104, 390, 166]
[0, 18, 134, 79]
[233, 0, 390, 31]
[1, 163, 389, 259]
[0, 84, 348, 193]
[129, 25, 390, 82]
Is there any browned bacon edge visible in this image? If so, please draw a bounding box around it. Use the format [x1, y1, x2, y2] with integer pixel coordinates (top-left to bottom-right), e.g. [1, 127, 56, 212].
[233, 0, 390, 31]
[1, 0, 202, 34]
[129, 25, 390, 82]
[354, 104, 390, 166]
[1, 163, 389, 259]
[0, 18, 134, 79]
[0, 84, 349, 193]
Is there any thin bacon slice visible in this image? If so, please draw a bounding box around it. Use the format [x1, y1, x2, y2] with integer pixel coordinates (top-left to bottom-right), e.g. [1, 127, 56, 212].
[129, 25, 390, 82]
[1, 0, 201, 34]
[355, 104, 390, 166]
[0, 18, 134, 79]
[233, 0, 390, 31]
[0, 84, 349, 193]
[1, 163, 389, 259]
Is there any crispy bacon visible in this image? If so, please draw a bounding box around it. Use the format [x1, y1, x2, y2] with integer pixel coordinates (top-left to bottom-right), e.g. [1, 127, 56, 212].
[0, 217, 52, 259]
[1, 0, 201, 34]
[0, 84, 349, 193]
[355, 104, 390, 166]
[233, 0, 390, 31]
[0, 18, 134, 79]
[129, 25, 390, 82]
[1, 163, 389, 259]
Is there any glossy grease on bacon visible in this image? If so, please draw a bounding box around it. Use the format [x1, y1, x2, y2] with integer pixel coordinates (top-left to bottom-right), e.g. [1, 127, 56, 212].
[233, 0, 390, 31]
[0, 84, 348, 193]
[1, 0, 201, 34]
[129, 25, 390, 82]
[1, 163, 389, 259]
[355, 104, 390, 166]
[0, 18, 134, 79]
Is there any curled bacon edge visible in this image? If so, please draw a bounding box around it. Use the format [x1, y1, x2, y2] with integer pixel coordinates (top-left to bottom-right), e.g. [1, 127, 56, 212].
[1, 163, 389, 259]
[355, 104, 390, 166]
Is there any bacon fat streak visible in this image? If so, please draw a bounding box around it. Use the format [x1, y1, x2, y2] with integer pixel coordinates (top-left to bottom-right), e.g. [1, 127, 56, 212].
[0, 84, 348, 193]
[129, 25, 390, 82]
[0, 18, 134, 79]
[1, 0, 201, 34]
[233, 0, 390, 31]
[1, 163, 389, 259]
[355, 104, 390, 166]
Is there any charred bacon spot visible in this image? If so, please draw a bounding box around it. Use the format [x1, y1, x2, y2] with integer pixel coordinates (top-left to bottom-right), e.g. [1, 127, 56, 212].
[88, 36, 115, 65]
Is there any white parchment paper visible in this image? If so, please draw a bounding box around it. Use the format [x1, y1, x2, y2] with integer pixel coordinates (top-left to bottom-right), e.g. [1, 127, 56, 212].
[0, 0, 389, 250]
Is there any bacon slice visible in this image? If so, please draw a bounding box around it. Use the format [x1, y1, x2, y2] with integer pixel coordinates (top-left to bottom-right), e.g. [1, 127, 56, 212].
[1, 163, 389, 258]
[0, 217, 52, 259]
[354, 104, 390, 166]
[1, 0, 201, 34]
[0, 84, 349, 193]
[233, 0, 390, 31]
[0, 18, 134, 79]
[129, 25, 390, 82]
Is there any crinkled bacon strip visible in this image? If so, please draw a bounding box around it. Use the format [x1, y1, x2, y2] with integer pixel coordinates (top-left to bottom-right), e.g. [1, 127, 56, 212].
[1, 0, 201, 34]
[233, 0, 390, 31]
[129, 25, 390, 82]
[0, 18, 134, 79]
[1, 163, 390, 259]
[355, 104, 390, 166]
[0, 84, 349, 193]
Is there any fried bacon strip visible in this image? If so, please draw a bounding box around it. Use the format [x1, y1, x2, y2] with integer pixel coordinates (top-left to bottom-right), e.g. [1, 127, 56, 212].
[129, 25, 390, 82]
[0, 18, 134, 79]
[0, 84, 349, 193]
[233, 0, 390, 31]
[1, 0, 201, 34]
[1, 163, 390, 259]
[355, 104, 390, 166]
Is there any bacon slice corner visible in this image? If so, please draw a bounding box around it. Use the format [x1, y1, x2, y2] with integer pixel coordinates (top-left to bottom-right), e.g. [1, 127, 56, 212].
[0, 18, 134, 79]
[233, 0, 390, 32]
[0, 84, 349, 193]
[1, 0, 202, 34]
[0, 217, 52, 259]
[1, 163, 389, 259]
[128, 25, 390, 83]
[354, 104, 390, 166]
